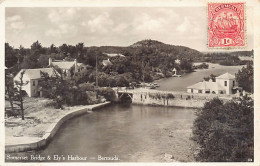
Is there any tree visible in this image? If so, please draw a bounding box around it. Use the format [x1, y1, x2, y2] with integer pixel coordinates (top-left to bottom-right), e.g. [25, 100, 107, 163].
[5, 43, 18, 68]
[21, 41, 44, 69]
[49, 44, 58, 54]
[204, 74, 217, 81]
[5, 70, 15, 113]
[31, 40, 44, 55]
[236, 62, 254, 93]
[38, 54, 50, 68]
[193, 97, 254, 162]
[14, 70, 29, 120]
[39, 69, 68, 108]
[21, 54, 39, 69]
[59, 43, 69, 55]
[180, 59, 193, 72]
[75, 42, 85, 62]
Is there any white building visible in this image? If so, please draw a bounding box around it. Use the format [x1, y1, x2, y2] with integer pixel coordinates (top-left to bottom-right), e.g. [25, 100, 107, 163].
[102, 59, 113, 67]
[187, 72, 237, 95]
[172, 68, 177, 76]
[13, 68, 56, 97]
[104, 53, 125, 57]
[49, 58, 88, 79]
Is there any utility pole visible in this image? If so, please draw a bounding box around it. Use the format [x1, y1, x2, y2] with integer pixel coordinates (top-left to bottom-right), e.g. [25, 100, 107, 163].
[142, 60, 145, 83]
[17, 53, 21, 70]
[95, 54, 98, 87]
[95, 54, 98, 99]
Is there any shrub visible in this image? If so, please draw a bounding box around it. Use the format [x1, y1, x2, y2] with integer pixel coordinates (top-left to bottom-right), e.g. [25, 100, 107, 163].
[98, 87, 116, 101]
[166, 93, 175, 99]
[192, 97, 254, 162]
[78, 82, 95, 91]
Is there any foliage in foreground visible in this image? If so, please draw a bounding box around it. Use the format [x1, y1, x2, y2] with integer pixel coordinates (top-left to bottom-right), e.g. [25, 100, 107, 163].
[39, 71, 116, 109]
[192, 97, 254, 162]
[236, 62, 254, 93]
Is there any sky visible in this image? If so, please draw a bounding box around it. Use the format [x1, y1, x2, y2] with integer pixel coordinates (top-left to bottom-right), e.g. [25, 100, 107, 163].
[5, 7, 254, 52]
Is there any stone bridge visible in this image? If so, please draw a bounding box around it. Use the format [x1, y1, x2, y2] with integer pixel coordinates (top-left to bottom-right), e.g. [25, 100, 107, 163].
[113, 87, 233, 108]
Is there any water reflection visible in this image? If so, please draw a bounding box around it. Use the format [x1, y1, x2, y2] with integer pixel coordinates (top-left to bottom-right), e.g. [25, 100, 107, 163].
[7, 104, 196, 162]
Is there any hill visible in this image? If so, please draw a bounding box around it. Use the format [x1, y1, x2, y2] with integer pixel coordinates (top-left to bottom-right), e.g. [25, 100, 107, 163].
[93, 39, 205, 61]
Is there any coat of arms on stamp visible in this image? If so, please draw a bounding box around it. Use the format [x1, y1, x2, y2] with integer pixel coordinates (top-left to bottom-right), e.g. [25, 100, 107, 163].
[208, 3, 245, 48]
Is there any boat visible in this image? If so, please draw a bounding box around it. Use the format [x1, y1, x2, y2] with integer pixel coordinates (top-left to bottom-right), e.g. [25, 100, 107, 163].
[153, 83, 160, 87]
[172, 75, 182, 77]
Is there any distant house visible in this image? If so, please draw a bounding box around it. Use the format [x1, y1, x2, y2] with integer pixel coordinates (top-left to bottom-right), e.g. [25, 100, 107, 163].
[49, 58, 87, 79]
[187, 72, 239, 95]
[175, 59, 181, 64]
[104, 53, 125, 57]
[13, 68, 57, 97]
[102, 59, 113, 67]
[172, 68, 177, 76]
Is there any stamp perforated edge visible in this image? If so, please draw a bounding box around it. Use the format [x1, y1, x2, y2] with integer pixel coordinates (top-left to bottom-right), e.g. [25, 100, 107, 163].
[207, 2, 247, 50]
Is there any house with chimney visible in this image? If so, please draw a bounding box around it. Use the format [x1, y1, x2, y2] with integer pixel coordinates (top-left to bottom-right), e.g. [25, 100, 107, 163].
[48, 58, 88, 80]
[187, 72, 240, 95]
[12, 58, 90, 97]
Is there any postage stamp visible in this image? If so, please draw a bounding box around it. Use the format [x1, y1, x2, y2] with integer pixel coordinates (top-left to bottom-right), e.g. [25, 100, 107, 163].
[208, 3, 245, 48]
[1, 0, 259, 164]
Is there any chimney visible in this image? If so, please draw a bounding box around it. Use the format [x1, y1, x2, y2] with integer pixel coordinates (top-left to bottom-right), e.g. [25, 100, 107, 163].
[49, 57, 52, 66]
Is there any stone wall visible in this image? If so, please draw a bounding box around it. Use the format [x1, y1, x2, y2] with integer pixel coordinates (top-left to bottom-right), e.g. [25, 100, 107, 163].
[132, 91, 217, 108]
[5, 102, 111, 153]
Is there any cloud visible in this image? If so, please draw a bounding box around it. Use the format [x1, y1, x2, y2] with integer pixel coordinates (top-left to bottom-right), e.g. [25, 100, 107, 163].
[114, 23, 128, 32]
[6, 15, 26, 31]
[87, 12, 114, 33]
[133, 13, 165, 33]
[176, 17, 200, 34]
[45, 24, 77, 37]
[10, 21, 25, 30]
[6, 15, 22, 22]
[176, 17, 190, 33]
[48, 8, 81, 23]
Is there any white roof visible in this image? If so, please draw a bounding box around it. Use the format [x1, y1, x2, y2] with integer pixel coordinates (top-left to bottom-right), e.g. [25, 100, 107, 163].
[187, 81, 225, 91]
[15, 68, 56, 80]
[216, 72, 235, 80]
[104, 53, 125, 57]
[51, 61, 75, 70]
[102, 59, 113, 66]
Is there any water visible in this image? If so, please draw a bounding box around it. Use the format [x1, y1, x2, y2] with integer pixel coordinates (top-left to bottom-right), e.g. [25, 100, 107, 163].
[7, 104, 196, 162]
[6, 63, 243, 162]
[155, 63, 244, 91]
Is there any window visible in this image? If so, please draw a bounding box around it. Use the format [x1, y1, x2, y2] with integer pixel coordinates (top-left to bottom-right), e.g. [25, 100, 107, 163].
[233, 81, 235, 87]
[191, 89, 193, 93]
[78, 69, 80, 72]
[224, 81, 227, 86]
[198, 90, 202, 93]
[33, 81, 35, 86]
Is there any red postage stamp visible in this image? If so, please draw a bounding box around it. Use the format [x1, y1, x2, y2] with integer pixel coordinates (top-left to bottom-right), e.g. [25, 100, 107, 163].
[208, 3, 245, 48]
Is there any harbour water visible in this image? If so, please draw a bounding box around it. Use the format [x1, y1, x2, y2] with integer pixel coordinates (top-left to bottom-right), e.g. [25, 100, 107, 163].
[155, 63, 244, 91]
[7, 104, 196, 162]
[6, 63, 244, 162]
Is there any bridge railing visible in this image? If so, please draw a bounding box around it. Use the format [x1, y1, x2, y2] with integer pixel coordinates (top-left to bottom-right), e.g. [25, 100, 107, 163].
[114, 87, 234, 100]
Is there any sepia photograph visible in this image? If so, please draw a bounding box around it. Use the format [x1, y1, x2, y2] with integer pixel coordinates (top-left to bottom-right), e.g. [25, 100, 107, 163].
[1, 0, 259, 164]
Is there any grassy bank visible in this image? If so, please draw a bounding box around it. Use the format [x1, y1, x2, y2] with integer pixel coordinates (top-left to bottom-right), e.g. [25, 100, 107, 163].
[5, 97, 98, 144]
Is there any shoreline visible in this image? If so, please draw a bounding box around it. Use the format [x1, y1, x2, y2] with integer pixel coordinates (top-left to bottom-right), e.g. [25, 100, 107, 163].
[5, 101, 111, 153]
